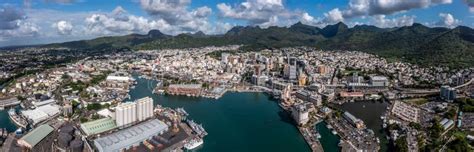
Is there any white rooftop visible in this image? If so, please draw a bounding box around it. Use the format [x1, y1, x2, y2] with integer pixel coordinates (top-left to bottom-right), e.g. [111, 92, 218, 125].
[93, 119, 168, 152]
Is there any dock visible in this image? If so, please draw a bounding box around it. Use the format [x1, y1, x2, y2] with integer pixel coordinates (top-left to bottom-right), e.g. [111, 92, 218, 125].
[0, 98, 20, 109]
[297, 126, 324, 152]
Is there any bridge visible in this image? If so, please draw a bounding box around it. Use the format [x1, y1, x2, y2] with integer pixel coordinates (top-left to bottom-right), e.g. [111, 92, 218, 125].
[397, 78, 474, 97]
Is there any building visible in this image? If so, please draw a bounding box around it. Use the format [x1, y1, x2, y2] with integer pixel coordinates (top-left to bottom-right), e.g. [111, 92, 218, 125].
[369, 76, 389, 87]
[80, 118, 118, 136]
[284, 64, 297, 80]
[391, 101, 419, 123]
[115, 97, 154, 127]
[251, 75, 268, 86]
[343, 112, 365, 129]
[115, 102, 137, 127]
[17, 124, 54, 149]
[291, 103, 310, 126]
[440, 85, 456, 102]
[22, 104, 61, 125]
[440, 118, 454, 130]
[167, 84, 202, 96]
[63, 104, 73, 117]
[136, 97, 153, 121]
[93, 119, 168, 152]
[221, 53, 229, 64]
[298, 72, 307, 86]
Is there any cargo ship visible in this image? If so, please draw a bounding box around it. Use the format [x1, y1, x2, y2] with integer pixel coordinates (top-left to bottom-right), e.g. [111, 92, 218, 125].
[8, 109, 27, 128]
[186, 120, 208, 137]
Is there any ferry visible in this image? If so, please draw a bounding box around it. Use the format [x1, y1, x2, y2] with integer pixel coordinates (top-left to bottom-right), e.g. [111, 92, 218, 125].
[8, 109, 28, 128]
[184, 138, 203, 150]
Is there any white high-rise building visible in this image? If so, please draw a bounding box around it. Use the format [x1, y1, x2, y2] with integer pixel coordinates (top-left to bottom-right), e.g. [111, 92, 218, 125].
[116, 102, 137, 127]
[115, 97, 154, 127]
[136, 97, 153, 121]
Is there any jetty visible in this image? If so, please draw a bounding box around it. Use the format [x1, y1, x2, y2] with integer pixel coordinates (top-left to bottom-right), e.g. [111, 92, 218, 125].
[0, 98, 20, 109]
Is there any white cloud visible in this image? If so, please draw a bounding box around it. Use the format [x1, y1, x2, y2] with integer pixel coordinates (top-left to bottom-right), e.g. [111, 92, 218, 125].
[217, 0, 317, 27]
[0, 5, 39, 40]
[372, 15, 415, 28]
[322, 0, 452, 24]
[52, 20, 73, 35]
[324, 8, 344, 23]
[139, 0, 215, 34]
[0, 5, 25, 30]
[437, 13, 460, 28]
[84, 9, 170, 36]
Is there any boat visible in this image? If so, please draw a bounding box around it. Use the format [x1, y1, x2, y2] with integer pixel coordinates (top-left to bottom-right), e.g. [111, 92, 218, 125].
[0, 128, 7, 138]
[316, 133, 321, 139]
[8, 109, 28, 128]
[186, 120, 208, 137]
[332, 130, 337, 135]
[184, 138, 203, 150]
[176, 108, 189, 116]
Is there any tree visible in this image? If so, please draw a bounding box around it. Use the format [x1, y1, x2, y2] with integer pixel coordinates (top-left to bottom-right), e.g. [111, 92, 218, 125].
[395, 136, 408, 152]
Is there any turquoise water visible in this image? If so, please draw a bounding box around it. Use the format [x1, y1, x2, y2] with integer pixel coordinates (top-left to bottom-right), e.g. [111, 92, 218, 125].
[0, 75, 345, 151]
[128, 77, 312, 152]
[0, 106, 21, 132]
[316, 122, 341, 152]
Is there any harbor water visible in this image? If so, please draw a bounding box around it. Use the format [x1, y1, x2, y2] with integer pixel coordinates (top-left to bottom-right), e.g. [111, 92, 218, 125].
[316, 122, 341, 152]
[128, 76, 312, 152]
[337, 101, 389, 152]
[0, 75, 345, 151]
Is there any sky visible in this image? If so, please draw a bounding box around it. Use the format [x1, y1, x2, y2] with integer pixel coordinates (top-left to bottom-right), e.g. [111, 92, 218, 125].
[0, 0, 473, 47]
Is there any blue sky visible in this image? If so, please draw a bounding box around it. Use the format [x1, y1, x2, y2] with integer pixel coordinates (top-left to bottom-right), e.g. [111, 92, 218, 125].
[0, 0, 473, 47]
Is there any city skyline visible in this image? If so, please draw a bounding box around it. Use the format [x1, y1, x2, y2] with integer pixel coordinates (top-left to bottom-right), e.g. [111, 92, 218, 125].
[1, 0, 474, 47]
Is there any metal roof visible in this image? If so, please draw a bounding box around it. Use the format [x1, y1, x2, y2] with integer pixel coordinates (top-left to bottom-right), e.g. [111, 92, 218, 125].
[80, 117, 117, 136]
[20, 124, 54, 147]
[94, 119, 168, 152]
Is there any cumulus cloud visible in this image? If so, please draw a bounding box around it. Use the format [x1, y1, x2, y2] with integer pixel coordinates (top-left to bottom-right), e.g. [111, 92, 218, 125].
[0, 5, 39, 40]
[465, 0, 474, 13]
[85, 7, 170, 36]
[437, 13, 460, 28]
[323, 0, 452, 24]
[371, 15, 415, 28]
[324, 8, 344, 23]
[52, 20, 73, 35]
[217, 0, 317, 27]
[139, 0, 215, 34]
[0, 6, 25, 30]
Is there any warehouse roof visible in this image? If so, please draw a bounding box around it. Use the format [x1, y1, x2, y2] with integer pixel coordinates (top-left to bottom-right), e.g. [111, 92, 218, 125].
[80, 117, 117, 136]
[19, 124, 54, 148]
[94, 119, 168, 152]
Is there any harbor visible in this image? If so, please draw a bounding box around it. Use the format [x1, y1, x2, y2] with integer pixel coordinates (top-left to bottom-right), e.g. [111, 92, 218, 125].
[128, 76, 312, 152]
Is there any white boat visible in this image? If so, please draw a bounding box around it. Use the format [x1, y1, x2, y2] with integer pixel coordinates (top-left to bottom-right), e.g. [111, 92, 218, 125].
[332, 130, 337, 135]
[184, 138, 203, 150]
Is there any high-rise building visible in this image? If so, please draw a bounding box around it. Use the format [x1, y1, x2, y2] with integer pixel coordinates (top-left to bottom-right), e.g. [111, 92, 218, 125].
[136, 97, 153, 121]
[440, 86, 456, 102]
[221, 53, 229, 64]
[116, 97, 154, 127]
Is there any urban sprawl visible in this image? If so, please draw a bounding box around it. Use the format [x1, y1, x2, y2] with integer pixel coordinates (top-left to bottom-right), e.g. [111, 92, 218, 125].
[0, 45, 473, 152]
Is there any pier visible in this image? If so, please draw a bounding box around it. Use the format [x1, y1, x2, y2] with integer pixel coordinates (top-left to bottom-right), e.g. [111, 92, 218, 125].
[0, 98, 20, 109]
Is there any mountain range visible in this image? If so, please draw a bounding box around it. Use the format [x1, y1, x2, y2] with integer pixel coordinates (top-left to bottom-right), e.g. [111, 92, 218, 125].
[45, 22, 474, 68]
